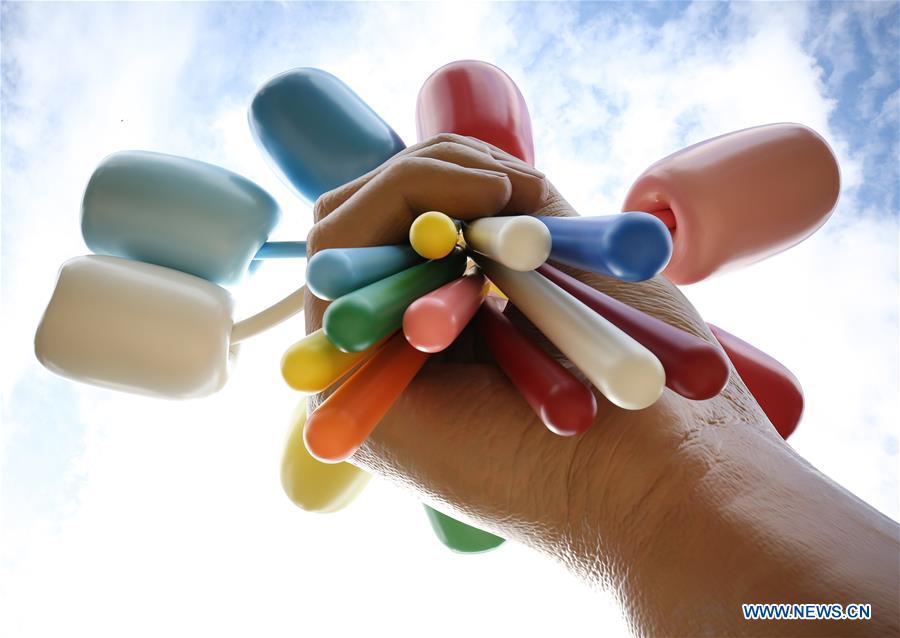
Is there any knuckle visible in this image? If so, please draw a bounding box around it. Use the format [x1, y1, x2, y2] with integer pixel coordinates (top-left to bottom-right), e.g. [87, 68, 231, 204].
[425, 141, 456, 156]
[313, 190, 338, 223]
[428, 132, 466, 146]
[462, 134, 492, 152]
[425, 140, 475, 160]
[305, 223, 328, 256]
[425, 132, 491, 154]
[381, 154, 422, 181]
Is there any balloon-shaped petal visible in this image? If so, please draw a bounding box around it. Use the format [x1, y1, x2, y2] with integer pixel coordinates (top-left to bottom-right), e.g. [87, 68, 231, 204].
[82, 151, 279, 284]
[249, 68, 405, 201]
[281, 401, 371, 513]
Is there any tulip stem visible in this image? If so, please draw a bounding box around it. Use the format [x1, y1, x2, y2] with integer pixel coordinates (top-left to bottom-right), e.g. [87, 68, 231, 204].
[231, 285, 306, 344]
[254, 241, 307, 259]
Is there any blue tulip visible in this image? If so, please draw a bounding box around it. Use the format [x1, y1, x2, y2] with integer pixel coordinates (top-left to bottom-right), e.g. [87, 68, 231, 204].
[82, 151, 280, 285]
[249, 68, 405, 202]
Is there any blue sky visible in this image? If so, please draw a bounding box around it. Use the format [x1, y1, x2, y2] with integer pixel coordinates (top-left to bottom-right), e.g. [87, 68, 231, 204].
[2, 2, 898, 636]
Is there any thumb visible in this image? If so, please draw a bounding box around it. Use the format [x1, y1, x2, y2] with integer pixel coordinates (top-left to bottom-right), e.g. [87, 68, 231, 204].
[351, 359, 584, 541]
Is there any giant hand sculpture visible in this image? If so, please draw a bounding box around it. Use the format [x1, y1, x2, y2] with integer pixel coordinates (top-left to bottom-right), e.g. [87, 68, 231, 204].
[35, 60, 839, 555]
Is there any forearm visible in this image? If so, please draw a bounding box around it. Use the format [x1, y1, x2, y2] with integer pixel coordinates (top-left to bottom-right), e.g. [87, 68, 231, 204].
[359, 284, 898, 635]
[557, 387, 900, 636]
[307, 144, 898, 635]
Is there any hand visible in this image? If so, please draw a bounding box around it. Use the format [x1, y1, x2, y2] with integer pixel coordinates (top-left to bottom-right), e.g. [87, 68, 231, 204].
[306, 134, 899, 637]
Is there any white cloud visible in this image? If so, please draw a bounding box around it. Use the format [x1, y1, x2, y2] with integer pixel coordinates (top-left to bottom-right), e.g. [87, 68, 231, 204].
[1, 2, 897, 637]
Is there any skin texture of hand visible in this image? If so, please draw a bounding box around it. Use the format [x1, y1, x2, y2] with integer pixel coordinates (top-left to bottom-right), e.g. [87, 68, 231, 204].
[305, 134, 900, 637]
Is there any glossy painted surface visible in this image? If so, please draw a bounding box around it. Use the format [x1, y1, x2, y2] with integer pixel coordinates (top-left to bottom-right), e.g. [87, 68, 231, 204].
[281, 328, 380, 393]
[306, 245, 422, 301]
[538, 213, 672, 282]
[416, 59, 539, 551]
[35, 256, 233, 398]
[255, 241, 307, 259]
[409, 211, 459, 259]
[82, 151, 280, 284]
[477, 299, 597, 436]
[324, 249, 467, 352]
[423, 506, 505, 553]
[249, 68, 405, 202]
[260, 63, 497, 549]
[464, 215, 551, 271]
[478, 256, 665, 410]
[539, 264, 729, 401]
[304, 334, 429, 463]
[624, 123, 840, 284]
[403, 273, 488, 353]
[709, 324, 804, 439]
[416, 60, 535, 165]
[281, 401, 371, 513]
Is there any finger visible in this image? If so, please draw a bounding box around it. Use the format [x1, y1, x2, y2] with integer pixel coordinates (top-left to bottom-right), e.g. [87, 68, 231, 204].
[412, 134, 544, 180]
[308, 156, 518, 254]
[409, 135, 544, 180]
[313, 133, 497, 222]
[404, 142, 547, 213]
[465, 135, 534, 166]
[304, 157, 518, 339]
[349, 362, 601, 537]
[313, 136, 546, 224]
[496, 158, 542, 178]
[457, 136, 554, 200]
[404, 132, 493, 157]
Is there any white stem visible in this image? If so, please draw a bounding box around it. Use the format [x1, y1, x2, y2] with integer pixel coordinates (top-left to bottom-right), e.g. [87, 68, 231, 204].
[464, 216, 551, 271]
[477, 257, 664, 410]
[230, 285, 306, 344]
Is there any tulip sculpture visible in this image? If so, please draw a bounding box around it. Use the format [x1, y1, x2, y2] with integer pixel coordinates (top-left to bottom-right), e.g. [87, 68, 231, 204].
[35, 60, 838, 554]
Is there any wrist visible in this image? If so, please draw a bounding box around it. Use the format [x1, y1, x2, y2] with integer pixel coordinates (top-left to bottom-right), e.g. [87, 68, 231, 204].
[561, 379, 898, 636]
[554, 383, 773, 607]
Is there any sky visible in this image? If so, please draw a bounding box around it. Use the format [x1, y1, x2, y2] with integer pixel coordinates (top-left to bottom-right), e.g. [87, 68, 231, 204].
[1, 2, 898, 637]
